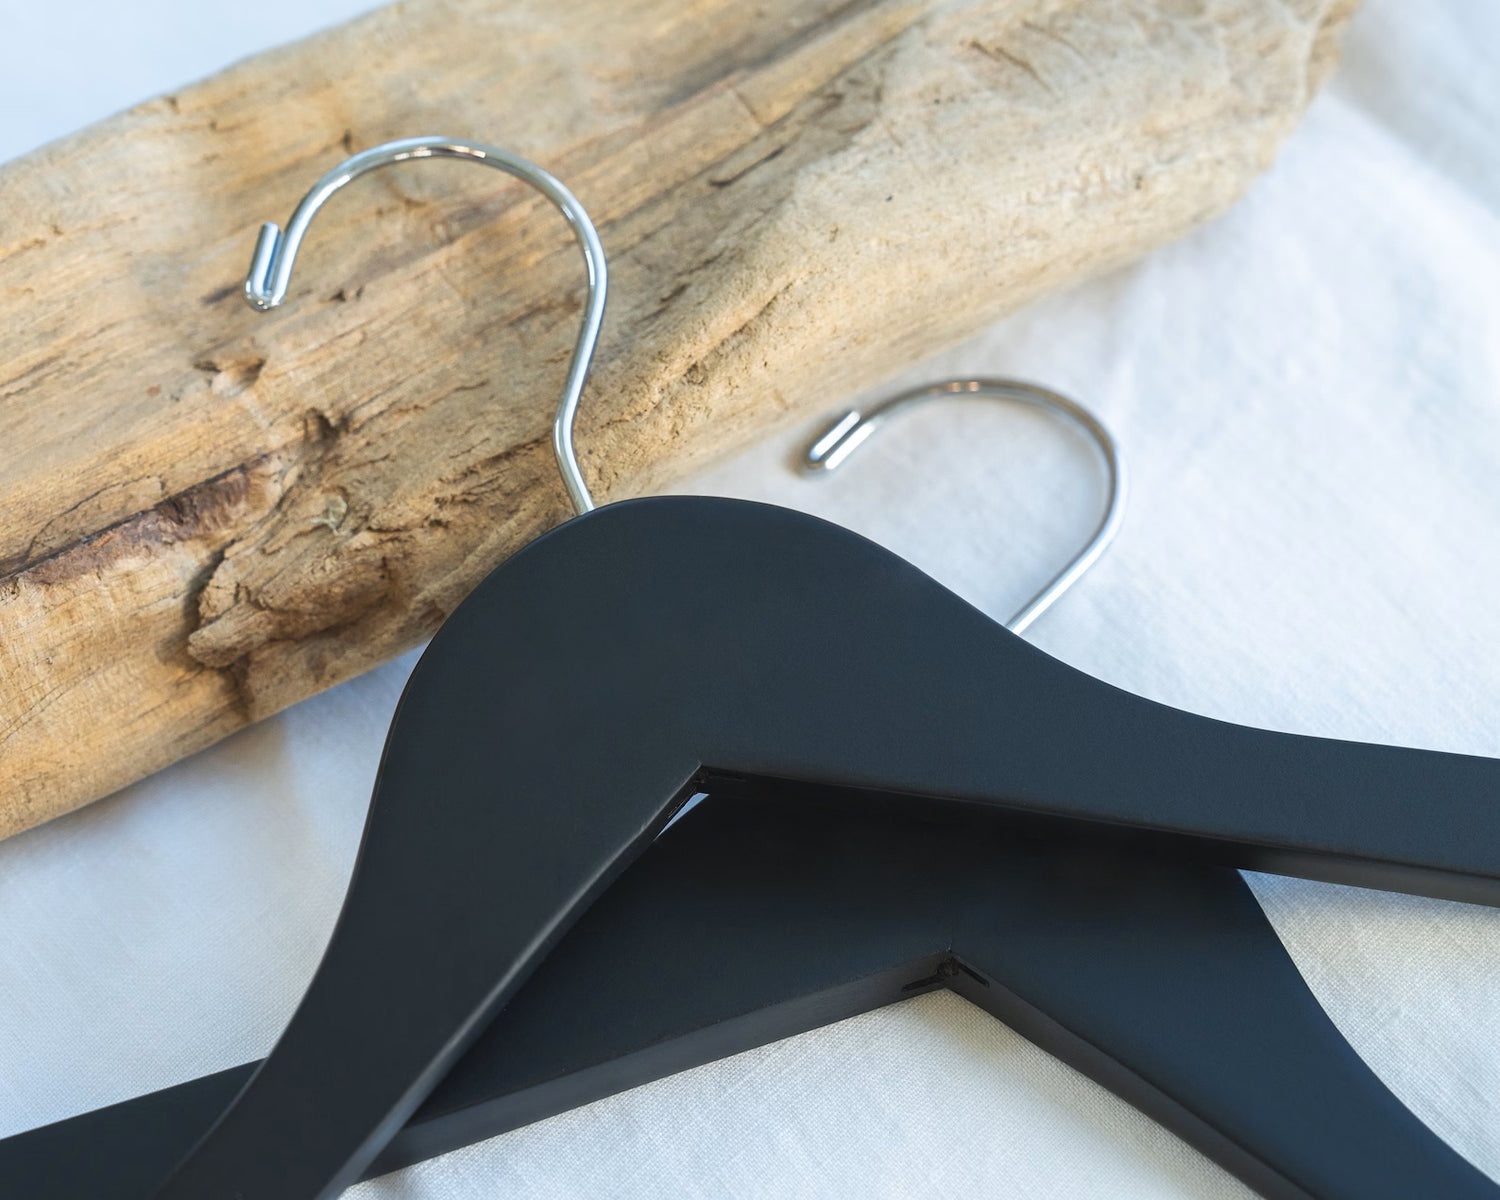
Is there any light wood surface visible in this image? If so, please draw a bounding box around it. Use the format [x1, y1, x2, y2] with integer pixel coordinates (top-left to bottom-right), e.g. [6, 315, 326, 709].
[0, 0, 1356, 837]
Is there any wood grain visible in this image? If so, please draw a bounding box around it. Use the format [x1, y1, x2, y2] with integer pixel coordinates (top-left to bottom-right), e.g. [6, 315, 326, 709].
[0, 0, 1356, 836]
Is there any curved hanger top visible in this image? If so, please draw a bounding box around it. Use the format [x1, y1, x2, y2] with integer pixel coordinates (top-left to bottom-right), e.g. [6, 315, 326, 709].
[243, 135, 607, 516]
[803, 377, 1125, 634]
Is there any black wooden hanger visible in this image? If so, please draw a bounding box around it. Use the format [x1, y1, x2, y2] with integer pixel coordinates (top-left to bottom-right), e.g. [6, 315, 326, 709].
[7, 787, 1496, 1200]
[157, 136, 1500, 1200]
[145, 486, 1500, 1200]
[11, 137, 1497, 1199]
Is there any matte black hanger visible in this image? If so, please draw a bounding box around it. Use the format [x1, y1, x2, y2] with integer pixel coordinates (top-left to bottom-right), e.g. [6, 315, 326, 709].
[7, 786, 1497, 1200]
[147, 487, 1500, 1200]
[17, 138, 1494, 1199]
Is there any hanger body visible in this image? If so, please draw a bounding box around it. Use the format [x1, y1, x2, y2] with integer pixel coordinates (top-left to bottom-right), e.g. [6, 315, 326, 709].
[10, 781, 1493, 1199]
[148, 494, 1500, 1199]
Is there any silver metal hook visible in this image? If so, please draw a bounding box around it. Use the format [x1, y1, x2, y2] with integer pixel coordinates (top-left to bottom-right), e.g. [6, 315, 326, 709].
[243, 135, 605, 515]
[803, 378, 1125, 634]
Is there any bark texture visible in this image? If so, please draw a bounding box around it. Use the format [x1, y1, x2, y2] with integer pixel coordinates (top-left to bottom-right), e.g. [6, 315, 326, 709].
[0, 0, 1357, 836]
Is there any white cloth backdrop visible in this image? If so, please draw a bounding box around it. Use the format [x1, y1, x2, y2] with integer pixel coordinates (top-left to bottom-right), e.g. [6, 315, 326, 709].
[2, 3, 1498, 1196]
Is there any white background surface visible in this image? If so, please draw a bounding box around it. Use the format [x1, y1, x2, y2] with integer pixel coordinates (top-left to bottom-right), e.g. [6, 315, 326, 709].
[2, 2, 1499, 1196]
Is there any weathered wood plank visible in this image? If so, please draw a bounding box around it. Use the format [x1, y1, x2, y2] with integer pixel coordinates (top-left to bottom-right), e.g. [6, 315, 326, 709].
[0, 0, 1356, 836]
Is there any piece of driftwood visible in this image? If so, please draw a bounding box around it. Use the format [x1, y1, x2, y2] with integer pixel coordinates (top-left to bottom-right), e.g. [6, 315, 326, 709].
[0, 0, 1355, 837]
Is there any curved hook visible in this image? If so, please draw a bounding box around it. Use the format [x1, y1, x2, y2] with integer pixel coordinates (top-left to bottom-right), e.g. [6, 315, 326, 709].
[803, 378, 1125, 635]
[243, 136, 605, 515]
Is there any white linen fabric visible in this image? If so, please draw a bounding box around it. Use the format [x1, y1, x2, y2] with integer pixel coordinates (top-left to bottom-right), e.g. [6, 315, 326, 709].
[2, 2, 1498, 1196]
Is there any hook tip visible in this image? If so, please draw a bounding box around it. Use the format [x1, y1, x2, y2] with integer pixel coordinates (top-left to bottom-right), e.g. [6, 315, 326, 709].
[243, 222, 283, 312]
[803, 411, 868, 474]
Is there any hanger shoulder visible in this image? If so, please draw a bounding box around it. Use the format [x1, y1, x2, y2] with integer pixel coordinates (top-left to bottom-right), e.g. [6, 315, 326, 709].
[605, 496, 1500, 898]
